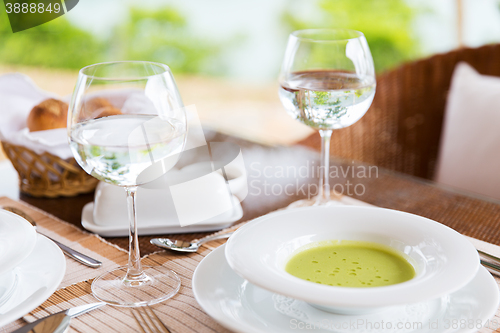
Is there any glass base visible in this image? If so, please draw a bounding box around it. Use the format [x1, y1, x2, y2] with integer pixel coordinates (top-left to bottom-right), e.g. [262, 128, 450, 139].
[91, 266, 181, 307]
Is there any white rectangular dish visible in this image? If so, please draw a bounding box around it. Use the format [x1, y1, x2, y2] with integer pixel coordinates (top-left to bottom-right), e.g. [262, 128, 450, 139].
[81, 197, 242, 237]
[80, 157, 246, 237]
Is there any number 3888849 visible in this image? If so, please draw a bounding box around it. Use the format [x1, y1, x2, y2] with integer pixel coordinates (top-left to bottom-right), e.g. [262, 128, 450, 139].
[5, 2, 61, 14]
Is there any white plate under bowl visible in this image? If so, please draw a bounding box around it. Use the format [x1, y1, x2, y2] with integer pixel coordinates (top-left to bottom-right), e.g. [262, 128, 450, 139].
[225, 206, 480, 313]
[81, 198, 241, 237]
[0, 209, 37, 276]
[0, 234, 66, 327]
[193, 244, 499, 333]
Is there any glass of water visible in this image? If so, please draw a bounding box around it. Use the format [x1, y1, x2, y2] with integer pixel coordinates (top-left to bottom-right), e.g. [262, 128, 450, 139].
[279, 29, 376, 205]
[68, 61, 187, 306]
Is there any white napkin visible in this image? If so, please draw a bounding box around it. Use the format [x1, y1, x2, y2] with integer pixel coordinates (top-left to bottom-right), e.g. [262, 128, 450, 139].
[0, 73, 72, 159]
[0, 268, 18, 307]
[0, 266, 47, 315]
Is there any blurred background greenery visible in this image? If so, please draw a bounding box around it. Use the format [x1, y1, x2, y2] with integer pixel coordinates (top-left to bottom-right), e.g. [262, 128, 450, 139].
[0, 5, 104, 69]
[1, 0, 500, 149]
[0, 4, 225, 73]
[1, 0, 499, 77]
[283, 0, 419, 73]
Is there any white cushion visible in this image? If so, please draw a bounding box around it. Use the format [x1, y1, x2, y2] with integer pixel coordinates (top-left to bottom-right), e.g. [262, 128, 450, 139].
[435, 62, 500, 200]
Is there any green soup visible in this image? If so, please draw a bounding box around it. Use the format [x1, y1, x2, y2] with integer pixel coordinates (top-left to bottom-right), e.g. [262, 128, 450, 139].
[285, 241, 415, 288]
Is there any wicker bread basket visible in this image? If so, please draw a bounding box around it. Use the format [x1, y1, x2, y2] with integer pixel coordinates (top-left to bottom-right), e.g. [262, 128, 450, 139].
[2, 141, 98, 198]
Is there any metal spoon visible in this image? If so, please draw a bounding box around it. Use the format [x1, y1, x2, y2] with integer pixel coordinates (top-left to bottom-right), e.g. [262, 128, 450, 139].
[481, 260, 500, 277]
[151, 232, 234, 253]
[3, 206, 102, 268]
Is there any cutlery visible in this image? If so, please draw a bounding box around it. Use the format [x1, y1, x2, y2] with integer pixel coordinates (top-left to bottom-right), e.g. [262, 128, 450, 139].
[478, 249, 500, 264]
[151, 232, 234, 253]
[12, 302, 105, 333]
[481, 259, 500, 277]
[132, 305, 171, 333]
[3, 206, 102, 268]
[477, 249, 500, 276]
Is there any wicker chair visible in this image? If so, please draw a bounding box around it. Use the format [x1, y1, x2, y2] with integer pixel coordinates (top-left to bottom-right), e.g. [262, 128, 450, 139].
[298, 44, 500, 180]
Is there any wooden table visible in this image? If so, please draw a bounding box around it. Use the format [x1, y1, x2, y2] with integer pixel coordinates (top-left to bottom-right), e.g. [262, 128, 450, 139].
[18, 132, 500, 255]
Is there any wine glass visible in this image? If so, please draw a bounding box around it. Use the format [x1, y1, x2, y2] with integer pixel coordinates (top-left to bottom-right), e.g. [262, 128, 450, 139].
[68, 61, 187, 306]
[279, 29, 376, 206]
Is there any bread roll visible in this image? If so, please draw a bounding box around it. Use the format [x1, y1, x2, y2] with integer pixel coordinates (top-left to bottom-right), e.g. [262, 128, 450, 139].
[27, 99, 68, 132]
[80, 97, 122, 120]
[96, 106, 122, 119]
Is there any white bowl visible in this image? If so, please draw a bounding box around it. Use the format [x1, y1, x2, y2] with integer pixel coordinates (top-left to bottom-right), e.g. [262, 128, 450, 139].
[225, 206, 480, 314]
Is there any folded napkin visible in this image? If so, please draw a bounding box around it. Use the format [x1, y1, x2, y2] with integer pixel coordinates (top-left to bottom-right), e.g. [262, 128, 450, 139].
[0, 268, 18, 309]
[0, 265, 47, 315]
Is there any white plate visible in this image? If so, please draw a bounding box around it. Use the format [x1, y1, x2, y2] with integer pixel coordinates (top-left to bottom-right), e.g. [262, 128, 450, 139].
[0, 234, 66, 327]
[81, 198, 242, 237]
[193, 244, 499, 333]
[0, 209, 37, 276]
[225, 206, 479, 312]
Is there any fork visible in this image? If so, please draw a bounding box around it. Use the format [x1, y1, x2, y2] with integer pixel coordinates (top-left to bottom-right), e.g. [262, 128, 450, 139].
[131, 306, 172, 333]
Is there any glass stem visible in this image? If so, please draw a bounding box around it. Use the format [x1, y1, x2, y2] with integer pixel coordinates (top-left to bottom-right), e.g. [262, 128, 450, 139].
[125, 186, 143, 280]
[317, 129, 333, 203]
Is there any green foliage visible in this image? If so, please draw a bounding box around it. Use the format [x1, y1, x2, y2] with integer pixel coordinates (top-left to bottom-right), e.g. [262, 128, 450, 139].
[108, 7, 225, 75]
[0, 2, 104, 69]
[283, 0, 421, 73]
[0, 4, 225, 74]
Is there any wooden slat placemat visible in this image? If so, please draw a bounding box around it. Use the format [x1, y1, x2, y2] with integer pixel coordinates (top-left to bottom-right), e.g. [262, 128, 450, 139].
[0, 196, 128, 332]
[0, 197, 129, 289]
[20, 251, 232, 333]
[2, 195, 500, 333]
